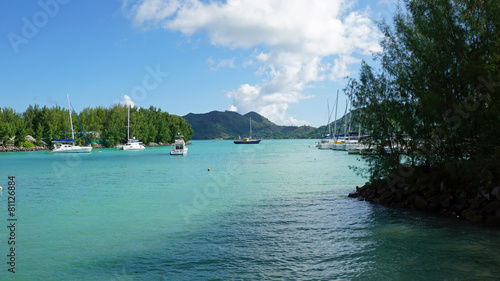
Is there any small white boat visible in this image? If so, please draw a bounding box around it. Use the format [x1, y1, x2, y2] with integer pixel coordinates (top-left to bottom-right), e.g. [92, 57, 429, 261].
[51, 140, 92, 153]
[318, 138, 336, 149]
[121, 138, 145, 151]
[117, 106, 145, 150]
[51, 93, 92, 154]
[170, 133, 188, 155]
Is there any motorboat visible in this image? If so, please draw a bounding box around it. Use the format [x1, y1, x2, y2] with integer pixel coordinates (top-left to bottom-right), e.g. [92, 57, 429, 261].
[170, 133, 188, 155]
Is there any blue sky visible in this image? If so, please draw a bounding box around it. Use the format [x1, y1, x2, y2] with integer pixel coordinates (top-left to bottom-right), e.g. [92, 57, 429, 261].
[1, 0, 395, 127]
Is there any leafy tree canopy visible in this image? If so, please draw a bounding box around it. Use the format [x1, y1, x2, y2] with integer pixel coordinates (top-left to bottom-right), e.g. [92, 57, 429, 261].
[349, 0, 500, 192]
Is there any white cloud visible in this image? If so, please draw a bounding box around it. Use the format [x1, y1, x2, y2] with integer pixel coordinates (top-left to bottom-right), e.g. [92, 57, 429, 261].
[119, 95, 135, 108]
[227, 104, 238, 112]
[207, 56, 235, 72]
[124, 0, 382, 125]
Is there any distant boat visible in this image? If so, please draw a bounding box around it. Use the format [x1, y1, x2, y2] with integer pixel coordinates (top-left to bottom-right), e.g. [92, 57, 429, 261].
[50, 93, 92, 153]
[234, 117, 261, 144]
[170, 133, 188, 155]
[117, 105, 145, 151]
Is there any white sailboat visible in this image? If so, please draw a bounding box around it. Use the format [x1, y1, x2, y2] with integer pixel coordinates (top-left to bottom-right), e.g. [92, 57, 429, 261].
[318, 93, 337, 149]
[170, 132, 188, 155]
[50, 93, 92, 153]
[117, 105, 145, 150]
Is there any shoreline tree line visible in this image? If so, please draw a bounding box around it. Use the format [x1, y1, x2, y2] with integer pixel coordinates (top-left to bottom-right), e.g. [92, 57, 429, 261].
[0, 104, 194, 148]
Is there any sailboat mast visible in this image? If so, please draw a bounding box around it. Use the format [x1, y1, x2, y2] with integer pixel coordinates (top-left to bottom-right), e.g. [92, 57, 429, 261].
[348, 99, 352, 142]
[344, 100, 348, 139]
[249, 117, 252, 139]
[127, 105, 130, 140]
[334, 90, 338, 141]
[327, 98, 331, 138]
[67, 93, 74, 140]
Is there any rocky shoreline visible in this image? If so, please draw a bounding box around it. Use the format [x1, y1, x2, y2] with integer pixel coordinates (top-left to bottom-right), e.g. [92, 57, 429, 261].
[0, 145, 50, 152]
[0, 142, 191, 153]
[349, 182, 500, 227]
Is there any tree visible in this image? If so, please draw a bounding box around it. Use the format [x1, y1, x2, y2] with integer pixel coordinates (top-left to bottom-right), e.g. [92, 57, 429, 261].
[350, 0, 500, 192]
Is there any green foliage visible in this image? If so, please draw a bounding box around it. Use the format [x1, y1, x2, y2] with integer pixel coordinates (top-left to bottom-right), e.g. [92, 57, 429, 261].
[349, 0, 500, 191]
[0, 105, 193, 148]
[20, 141, 34, 148]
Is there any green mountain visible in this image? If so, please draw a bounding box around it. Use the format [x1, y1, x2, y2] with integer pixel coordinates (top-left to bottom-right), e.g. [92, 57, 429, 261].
[183, 111, 318, 140]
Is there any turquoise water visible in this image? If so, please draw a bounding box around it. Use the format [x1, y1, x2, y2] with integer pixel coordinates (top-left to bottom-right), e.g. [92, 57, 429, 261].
[0, 139, 499, 280]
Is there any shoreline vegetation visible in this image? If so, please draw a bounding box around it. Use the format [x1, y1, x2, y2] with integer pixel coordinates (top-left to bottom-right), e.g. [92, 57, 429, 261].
[0, 104, 194, 149]
[345, 0, 500, 228]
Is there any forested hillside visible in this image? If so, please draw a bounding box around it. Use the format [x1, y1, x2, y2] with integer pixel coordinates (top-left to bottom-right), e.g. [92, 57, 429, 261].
[183, 111, 317, 139]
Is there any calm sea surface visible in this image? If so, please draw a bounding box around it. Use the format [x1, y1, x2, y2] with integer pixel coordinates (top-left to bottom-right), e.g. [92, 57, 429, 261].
[0, 139, 499, 280]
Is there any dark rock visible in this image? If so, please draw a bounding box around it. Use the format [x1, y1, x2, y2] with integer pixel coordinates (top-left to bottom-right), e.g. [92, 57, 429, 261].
[485, 215, 500, 227]
[414, 196, 428, 210]
[426, 203, 439, 212]
[481, 200, 500, 214]
[455, 194, 468, 212]
[348, 192, 359, 198]
[376, 187, 386, 195]
[439, 195, 452, 209]
[467, 215, 484, 224]
[468, 198, 484, 210]
[367, 193, 376, 201]
[440, 209, 458, 218]
[491, 186, 500, 200]
[380, 190, 394, 205]
[461, 209, 476, 218]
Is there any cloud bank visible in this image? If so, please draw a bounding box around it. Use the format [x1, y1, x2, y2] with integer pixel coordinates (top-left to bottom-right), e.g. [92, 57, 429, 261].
[123, 0, 382, 125]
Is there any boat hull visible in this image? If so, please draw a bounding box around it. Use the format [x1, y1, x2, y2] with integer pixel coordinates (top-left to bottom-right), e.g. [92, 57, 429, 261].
[50, 146, 92, 153]
[120, 143, 145, 150]
[170, 149, 188, 155]
[234, 139, 261, 144]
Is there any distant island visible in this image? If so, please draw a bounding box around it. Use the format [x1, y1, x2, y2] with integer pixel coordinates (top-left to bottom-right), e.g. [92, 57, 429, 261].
[183, 110, 354, 140]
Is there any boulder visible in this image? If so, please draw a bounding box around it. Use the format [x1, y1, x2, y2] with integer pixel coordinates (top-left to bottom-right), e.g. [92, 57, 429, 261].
[466, 214, 484, 224]
[485, 215, 500, 227]
[426, 202, 439, 212]
[481, 200, 500, 214]
[468, 198, 484, 210]
[439, 196, 452, 208]
[348, 192, 359, 198]
[491, 186, 500, 200]
[414, 196, 428, 210]
[380, 190, 394, 205]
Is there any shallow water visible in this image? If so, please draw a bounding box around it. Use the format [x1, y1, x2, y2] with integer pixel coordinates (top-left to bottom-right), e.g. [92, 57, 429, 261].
[0, 140, 499, 280]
